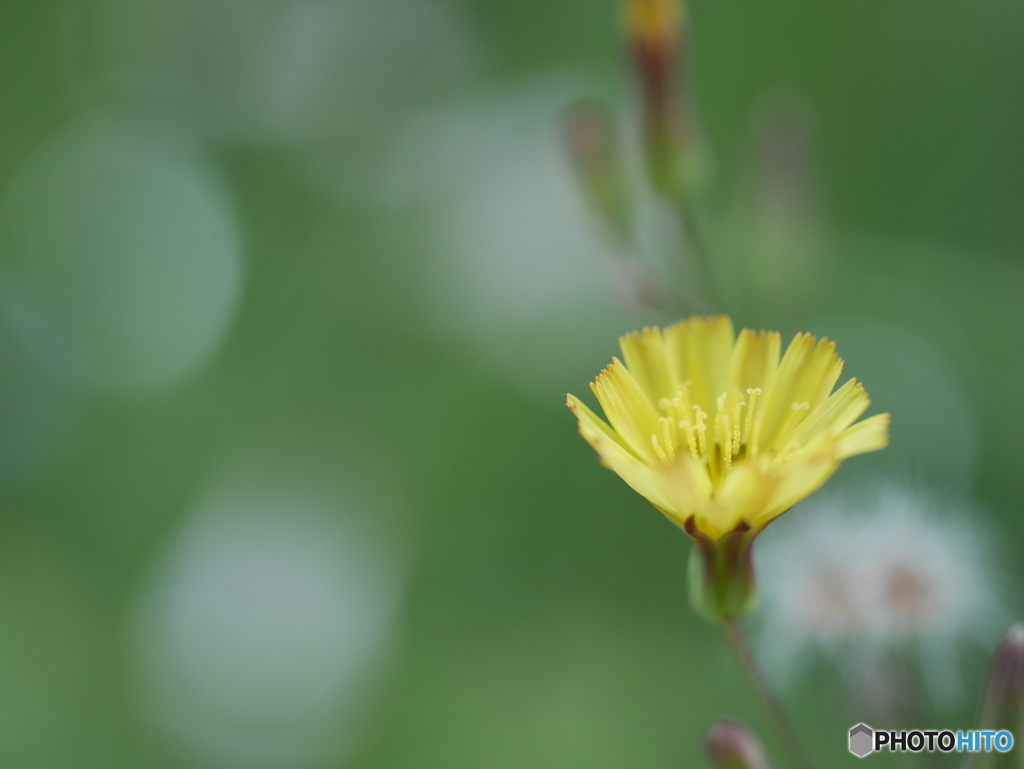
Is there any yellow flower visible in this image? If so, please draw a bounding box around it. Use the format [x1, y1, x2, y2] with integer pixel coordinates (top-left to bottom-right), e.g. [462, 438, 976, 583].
[566, 315, 889, 617]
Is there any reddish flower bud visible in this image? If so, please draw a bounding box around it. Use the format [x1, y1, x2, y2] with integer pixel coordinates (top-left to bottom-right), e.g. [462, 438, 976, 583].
[622, 0, 691, 198]
[979, 624, 1024, 733]
[561, 99, 629, 236]
[706, 720, 774, 769]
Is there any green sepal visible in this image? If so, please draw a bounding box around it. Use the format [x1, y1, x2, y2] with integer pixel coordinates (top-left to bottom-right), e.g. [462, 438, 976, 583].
[685, 517, 759, 621]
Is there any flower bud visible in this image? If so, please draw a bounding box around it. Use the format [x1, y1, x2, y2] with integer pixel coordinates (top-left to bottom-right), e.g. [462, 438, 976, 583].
[561, 99, 630, 237]
[706, 720, 774, 769]
[622, 0, 692, 198]
[685, 517, 758, 620]
[979, 623, 1024, 732]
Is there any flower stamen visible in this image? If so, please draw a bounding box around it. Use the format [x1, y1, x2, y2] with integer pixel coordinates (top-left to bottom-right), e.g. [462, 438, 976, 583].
[651, 433, 669, 463]
[693, 405, 708, 460]
[731, 397, 745, 459]
[715, 392, 732, 471]
[678, 419, 699, 460]
[743, 387, 761, 447]
[659, 416, 676, 461]
[749, 410, 765, 460]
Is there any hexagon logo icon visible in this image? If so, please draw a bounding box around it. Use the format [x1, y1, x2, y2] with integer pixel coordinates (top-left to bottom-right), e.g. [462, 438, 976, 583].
[849, 723, 874, 758]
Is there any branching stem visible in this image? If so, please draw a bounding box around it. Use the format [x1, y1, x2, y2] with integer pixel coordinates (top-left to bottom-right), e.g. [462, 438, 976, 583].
[723, 617, 817, 769]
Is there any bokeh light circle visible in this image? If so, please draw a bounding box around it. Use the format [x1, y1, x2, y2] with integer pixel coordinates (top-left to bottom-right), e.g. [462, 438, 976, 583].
[132, 483, 401, 765]
[373, 78, 648, 402]
[0, 112, 243, 392]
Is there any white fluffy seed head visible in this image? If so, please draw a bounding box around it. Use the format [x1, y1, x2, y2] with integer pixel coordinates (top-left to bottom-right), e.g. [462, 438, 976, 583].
[755, 483, 1009, 703]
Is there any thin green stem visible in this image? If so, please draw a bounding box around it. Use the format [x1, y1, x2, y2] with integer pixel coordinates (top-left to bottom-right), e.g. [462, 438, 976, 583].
[678, 199, 718, 309]
[723, 617, 816, 769]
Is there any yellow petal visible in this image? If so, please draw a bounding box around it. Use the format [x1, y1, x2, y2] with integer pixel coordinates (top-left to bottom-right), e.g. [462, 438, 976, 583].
[566, 394, 638, 458]
[619, 326, 674, 406]
[568, 394, 678, 512]
[727, 328, 781, 395]
[755, 332, 814, 444]
[758, 334, 842, 447]
[783, 377, 870, 449]
[664, 315, 735, 412]
[752, 434, 840, 528]
[835, 412, 890, 459]
[658, 454, 714, 525]
[708, 461, 780, 533]
[590, 358, 663, 462]
[791, 337, 844, 414]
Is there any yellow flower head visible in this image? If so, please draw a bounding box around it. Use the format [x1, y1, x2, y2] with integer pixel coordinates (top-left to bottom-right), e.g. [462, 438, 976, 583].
[567, 316, 889, 542]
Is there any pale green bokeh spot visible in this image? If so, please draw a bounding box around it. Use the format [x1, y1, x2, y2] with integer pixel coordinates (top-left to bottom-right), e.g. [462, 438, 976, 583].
[0, 113, 243, 391]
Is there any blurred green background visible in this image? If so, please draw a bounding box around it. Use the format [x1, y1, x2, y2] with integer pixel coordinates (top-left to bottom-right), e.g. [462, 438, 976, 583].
[0, 0, 1022, 766]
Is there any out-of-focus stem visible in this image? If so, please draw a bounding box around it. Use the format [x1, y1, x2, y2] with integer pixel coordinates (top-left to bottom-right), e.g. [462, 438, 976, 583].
[723, 617, 816, 769]
[679, 199, 718, 308]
